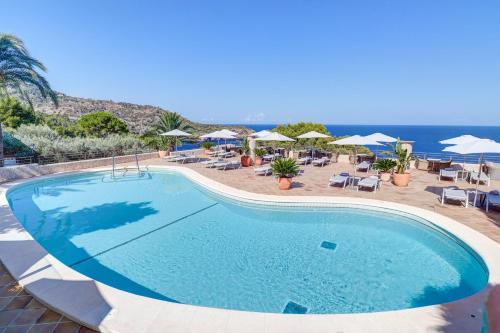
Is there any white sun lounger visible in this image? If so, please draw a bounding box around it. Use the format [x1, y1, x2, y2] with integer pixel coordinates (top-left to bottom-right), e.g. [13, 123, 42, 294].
[312, 157, 330, 167]
[441, 188, 469, 207]
[357, 175, 380, 192]
[201, 158, 224, 168]
[254, 166, 272, 176]
[469, 171, 491, 186]
[329, 172, 350, 188]
[356, 161, 371, 172]
[486, 193, 500, 212]
[439, 168, 459, 182]
[297, 157, 312, 165]
[215, 161, 241, 171]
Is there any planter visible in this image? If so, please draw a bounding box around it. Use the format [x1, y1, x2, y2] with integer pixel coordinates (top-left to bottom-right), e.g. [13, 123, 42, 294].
[158, 150, 168, 158]
[278, 177, 293, 190]
[241, 155, 252, 167]
[393, 172, 411, 187]
[255, 156, 263, 166]
[380, 172, 391, 182]
[204, 150, 212, 155]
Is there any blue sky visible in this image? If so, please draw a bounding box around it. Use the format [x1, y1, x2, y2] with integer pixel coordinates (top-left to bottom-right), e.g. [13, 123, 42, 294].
[3, 0, 500, 125]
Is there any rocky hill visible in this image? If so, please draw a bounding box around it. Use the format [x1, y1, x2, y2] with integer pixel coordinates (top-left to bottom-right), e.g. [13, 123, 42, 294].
[28, 91, 251, 136]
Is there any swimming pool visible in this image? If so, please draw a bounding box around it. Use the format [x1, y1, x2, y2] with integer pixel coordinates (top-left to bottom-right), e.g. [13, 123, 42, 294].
[6, 170, 488, 315]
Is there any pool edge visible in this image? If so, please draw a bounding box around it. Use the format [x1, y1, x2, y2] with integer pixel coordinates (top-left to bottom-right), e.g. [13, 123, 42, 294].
[0, 165, 499, 333]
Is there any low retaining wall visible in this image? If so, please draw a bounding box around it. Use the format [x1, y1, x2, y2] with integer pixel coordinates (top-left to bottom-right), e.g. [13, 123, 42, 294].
[0, 152, 158, 182]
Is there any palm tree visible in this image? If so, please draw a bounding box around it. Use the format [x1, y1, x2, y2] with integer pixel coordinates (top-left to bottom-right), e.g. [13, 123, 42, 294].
[0, 33, 58, 165]
[156, 112, 192, 150]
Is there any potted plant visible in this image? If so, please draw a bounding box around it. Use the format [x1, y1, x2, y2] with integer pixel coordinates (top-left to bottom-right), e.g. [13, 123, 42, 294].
[202, 141, 215, 154]
[271, 157, 300, 190]
[158, 137, 170, 158]
[240, 137, 251, 167]
[373, 158, 397, 182]
[392, 139, 412, 187]
[254, 148, 266, 166]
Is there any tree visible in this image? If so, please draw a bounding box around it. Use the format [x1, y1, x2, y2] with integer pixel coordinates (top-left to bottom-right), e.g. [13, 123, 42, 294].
[0, 34, 58, 165]
[273, 122, 330, 138]
[0, 96, 36, 128]
[76, 112, 129, 137]
[156, 112, 192, 150]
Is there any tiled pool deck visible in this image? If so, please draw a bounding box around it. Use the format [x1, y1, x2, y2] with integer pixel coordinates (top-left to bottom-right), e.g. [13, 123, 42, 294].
[0, 156, 499, 332]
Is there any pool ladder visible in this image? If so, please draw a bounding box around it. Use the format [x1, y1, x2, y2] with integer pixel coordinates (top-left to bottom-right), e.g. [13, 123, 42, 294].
[111, 152, 148, 179]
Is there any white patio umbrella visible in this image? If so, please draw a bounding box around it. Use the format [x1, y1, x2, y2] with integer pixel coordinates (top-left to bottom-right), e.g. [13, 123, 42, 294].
[363, 133, 397, 159]
[160, 129, 192, 152]
[439, 135, 481, 167]
[439, 135, 480, 145]
[255, 132, 295, 142]
[443, 139, 500, 205]
[328, 135, 383, 175]
[297, 131, 330, 160]
[251, 130, 272, 138]
[219, 129, 239, 137]
[200, 130, 236, 148]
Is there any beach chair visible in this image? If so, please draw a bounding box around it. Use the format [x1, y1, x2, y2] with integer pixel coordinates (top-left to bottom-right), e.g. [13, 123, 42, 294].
[297, 157, 312, 165]
[328, 172, 350, 188]
[357, 175, 380, 192]
[312, 157, 330, 167]
[201, 158, 224, 168]
[262, 154, 276, 163]
[441, 188, 469, 208]
[215, 161, 241, 171]
[438, 168, 459, 182]
[486, 192, 500, 212]
[469, 171, 491, 187]
[356, 161, 371, 172]
[254, 166, 272, 176]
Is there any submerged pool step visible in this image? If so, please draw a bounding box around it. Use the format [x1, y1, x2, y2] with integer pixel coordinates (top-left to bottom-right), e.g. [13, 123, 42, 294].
[283, 301, 308, 314]
[320, 241, 337, 251]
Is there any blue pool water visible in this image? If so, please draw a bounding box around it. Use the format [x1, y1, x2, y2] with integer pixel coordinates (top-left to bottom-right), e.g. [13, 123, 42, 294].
[7, 171, 488, 314]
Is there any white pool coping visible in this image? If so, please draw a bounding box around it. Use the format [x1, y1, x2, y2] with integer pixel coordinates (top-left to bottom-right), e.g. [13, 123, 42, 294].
[0, 165, 499, 333]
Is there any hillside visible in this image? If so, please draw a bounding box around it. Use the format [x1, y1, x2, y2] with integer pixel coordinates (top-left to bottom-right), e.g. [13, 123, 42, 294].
[28, 91, 251, 136]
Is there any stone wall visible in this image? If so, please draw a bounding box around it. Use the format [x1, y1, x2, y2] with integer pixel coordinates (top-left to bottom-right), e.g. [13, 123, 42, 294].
[0, 152, 158, 182]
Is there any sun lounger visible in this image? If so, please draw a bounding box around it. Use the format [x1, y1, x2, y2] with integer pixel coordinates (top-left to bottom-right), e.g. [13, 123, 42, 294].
[215, 161, 241, 171]
[438, 168, 458, 182]
[262, 154, 276, 162]
[441, 188, 469, 207]
[486, 192, 500, 212]
[356, 161, 371, 172]
[254, 166, 272, 176]
[312, 157, 330, 167]
[297, 157, 312, 165]
[357, 175, 380, 192]
[469, 171, 491, 186]
[329, 172, 350, 188]
[201, 158, 224, 168]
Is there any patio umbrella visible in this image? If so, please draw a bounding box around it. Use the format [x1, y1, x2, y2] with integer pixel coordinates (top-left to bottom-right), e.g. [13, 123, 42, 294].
[363, 133, 397, 159]
[255, 132, 295, 156]
[160, 129, 192, 152]
[200, 130, 236, 148]
[439, 135, 481, 167]
[219, 129, 239, 137]
[297, 131, 331, 160]
[443, 139, 500, 205]
[251, 130, 272, 138]
[328, 135, 383, 175]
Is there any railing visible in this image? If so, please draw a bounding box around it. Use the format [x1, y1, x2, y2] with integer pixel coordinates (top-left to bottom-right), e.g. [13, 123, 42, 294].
[375, 151, 500, 164]
[0, 148, 156, 167]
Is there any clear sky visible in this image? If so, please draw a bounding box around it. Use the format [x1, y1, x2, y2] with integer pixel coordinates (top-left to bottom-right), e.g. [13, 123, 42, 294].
[3, 0, 500, 125]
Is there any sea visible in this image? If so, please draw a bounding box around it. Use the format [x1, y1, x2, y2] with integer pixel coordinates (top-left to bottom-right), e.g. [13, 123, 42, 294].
[179, 124, 500, 158]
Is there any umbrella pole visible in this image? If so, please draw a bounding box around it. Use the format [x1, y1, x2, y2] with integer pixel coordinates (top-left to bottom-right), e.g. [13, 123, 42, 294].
[473, 153, 484, 207]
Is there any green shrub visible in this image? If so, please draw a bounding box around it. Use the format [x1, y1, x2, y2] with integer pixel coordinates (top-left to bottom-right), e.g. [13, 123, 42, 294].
[76, 112, 129, 137]
[0, 97, 37, 128]
[202, 142, 215, 150]
[373, 158, 396, 173]
[254, 148, 267, 157]
[271, 158, 300, 178]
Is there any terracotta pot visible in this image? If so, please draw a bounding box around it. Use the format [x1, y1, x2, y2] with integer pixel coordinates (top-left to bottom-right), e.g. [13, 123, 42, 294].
[393, 172, 411, 187]
[255, 156, 263, 166]
[241, 155, 251, 167]
[380, 172, 391, 182]
[158, 150, 168, 158]
[278, 177, 293, 190]
[204, 149, 212, 155]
